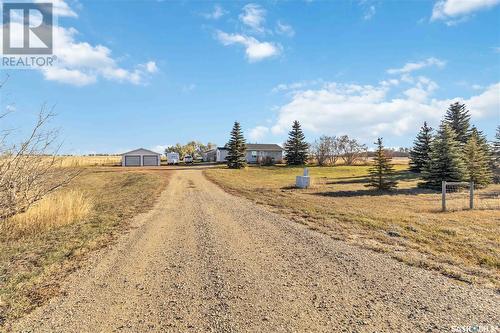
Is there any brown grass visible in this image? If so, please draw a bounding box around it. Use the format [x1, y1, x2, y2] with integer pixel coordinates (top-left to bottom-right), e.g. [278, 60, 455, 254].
[1, 155, 121, 168]
[204, 165, 500, 289]
[55, 156, 121, 167]
[0, 167, 170, 326]
[3, 190, 93, 238]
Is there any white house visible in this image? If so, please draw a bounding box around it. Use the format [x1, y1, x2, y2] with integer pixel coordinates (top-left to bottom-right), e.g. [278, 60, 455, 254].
[121, 148, 161, 167]
[203, 144, 283, 164]
[245, 144, 283, 164]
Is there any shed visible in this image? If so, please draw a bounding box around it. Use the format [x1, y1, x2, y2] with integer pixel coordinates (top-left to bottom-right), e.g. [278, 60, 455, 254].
[202, 147, 229, 163]
[121, 148, 161, 167]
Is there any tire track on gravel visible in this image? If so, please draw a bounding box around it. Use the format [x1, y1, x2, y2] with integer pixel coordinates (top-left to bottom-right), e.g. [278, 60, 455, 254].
[10, 168, 500, 333]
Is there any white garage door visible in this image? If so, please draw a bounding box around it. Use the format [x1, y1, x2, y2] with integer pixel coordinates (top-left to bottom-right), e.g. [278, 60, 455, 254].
[124, 155, 141, 166]
[143, 155, 158, 166]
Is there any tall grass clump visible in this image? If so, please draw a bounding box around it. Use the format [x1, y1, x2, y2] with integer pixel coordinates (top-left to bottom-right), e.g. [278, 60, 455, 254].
[2, 190, 93, 238]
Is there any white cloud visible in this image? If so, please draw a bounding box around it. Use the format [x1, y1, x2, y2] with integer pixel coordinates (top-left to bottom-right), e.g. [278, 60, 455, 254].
[379, 79, 400, 87]
[202, 4, 227, 20]
[239, 3, 266, 33]
[249, 126, 269, 141]
[215, 30, 281, 62]
[42, 66, 97, 86]
[358, 0, 377, 20]
[34, 0, 78, 18]
[275, 21, 295, 37]
[431, 0, 500, 23]
[46, 26, 158, 86]
[0, 1, 158, 86]
[403, 76, 439, 102]
[150, 145, 170, 154]
[144, 61, 158, 74]
[265, 79, 499, 141]
[387, 57, 446, 75]
[211, 3, 289, 61]
[182, 83, 196, 92]
[464, 82, 500, 117]
[272, 79, 323, 93]
[363, 5, 376, 20]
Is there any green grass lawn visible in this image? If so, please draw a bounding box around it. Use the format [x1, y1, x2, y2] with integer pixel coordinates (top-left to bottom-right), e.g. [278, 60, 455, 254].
[205, 165, 500, 289]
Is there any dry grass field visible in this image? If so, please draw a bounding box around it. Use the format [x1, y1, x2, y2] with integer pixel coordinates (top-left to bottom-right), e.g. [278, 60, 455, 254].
[5, 190, 93, 238]
[55, 156, 122, 167]
[204, 165, 500, 289]
[0, 167, 170, 325]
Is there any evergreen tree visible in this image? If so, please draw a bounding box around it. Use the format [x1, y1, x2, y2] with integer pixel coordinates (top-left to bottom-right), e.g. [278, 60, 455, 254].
[284, 120, 309, 165]
[494, 126, 500, 164]
[470, 126, 493, 166]
[420, 123, 466, 189]
[443, 102, 471, 144]
[409, 122, 433, 173]
[226, 121, 247, 169]
[491, 126, 500, 183]
[366, 138, 398, 190]
[463, 131, 492, 187]
[470, 126, 489, 150]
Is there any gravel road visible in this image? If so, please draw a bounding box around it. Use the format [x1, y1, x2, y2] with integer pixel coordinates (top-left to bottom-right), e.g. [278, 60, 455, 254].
[11, 169, 499, 333]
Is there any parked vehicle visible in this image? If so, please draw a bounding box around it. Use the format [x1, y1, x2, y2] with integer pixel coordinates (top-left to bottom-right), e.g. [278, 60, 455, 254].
[166, 152, 180, 165]
[184, 155, 193, 164]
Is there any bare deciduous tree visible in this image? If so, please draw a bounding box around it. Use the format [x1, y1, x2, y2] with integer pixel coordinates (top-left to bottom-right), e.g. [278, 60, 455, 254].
[0, 101, 78, 221]
[338, 135, 368, 165]
[327, 136, 342, 165]
[165, 141, 216, 159]
[310, 135, 331, 166]
[311, 135, 365, 166]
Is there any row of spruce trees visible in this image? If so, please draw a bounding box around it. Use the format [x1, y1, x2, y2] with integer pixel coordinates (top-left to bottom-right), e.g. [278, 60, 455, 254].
[409, 102, 498, 189]
[226, 120, 310, 169]
[226, 120, 400, 191]
[226, 105, 499, 192]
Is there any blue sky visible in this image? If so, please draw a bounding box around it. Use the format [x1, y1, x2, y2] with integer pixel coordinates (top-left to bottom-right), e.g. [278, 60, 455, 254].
[1, 0, 499, 154]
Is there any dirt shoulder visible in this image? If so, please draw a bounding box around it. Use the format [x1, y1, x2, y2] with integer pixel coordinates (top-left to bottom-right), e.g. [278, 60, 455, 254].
[11, 169, 500, 333]
[0, 167, 170, 328]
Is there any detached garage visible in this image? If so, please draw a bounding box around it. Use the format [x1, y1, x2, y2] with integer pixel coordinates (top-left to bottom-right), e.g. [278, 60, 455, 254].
[121, 148, 161, 167]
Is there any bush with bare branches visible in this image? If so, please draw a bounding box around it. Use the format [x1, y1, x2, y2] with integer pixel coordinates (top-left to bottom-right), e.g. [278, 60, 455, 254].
[311, 135, 367, 166]
[310, 135, 342, 166]
[0, 99, 78, 222]
[338, 135, 368, 165]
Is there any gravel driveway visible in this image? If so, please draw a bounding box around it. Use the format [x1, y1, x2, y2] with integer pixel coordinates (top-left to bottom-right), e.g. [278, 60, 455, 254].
[11, 169, 499, 332]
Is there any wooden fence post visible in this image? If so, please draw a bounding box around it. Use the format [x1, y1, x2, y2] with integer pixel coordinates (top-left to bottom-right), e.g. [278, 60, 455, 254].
[442, 181, 446, 212]
[470, 182, 474, 210]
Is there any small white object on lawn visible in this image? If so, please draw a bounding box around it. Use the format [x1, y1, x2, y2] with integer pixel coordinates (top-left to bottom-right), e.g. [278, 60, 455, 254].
[296, 168, 310, 189]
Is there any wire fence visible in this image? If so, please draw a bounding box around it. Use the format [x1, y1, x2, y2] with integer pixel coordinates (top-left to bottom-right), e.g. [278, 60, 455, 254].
[474, 188, 500, 210]
[442, 181, 500, 211]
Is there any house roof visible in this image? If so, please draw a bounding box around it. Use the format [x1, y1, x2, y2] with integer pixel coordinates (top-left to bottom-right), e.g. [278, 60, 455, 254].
[246, 144, 283, 151]
[213, 144, 282, 152]
[121, 148, 161, 156]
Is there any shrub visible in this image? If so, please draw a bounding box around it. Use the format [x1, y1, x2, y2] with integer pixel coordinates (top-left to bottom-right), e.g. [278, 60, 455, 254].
[259, 156, 275, 166]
